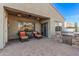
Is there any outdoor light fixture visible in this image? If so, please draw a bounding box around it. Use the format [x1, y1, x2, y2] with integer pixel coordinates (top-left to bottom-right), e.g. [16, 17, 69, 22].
[37, 17, 40, 20]
[17, 14, 21, 17]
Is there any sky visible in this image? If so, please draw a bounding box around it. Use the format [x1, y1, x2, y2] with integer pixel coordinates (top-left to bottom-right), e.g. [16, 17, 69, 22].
[52, 3, 79, 24]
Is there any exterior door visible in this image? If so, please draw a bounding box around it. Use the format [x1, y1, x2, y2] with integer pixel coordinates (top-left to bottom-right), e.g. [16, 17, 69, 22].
[41, 22, 48, 37]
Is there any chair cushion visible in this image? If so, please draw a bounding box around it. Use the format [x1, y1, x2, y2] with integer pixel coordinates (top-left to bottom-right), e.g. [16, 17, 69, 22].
[20, 36, 28, 39]
[19, 32, 26, 36]
[36, 35, 42, 37]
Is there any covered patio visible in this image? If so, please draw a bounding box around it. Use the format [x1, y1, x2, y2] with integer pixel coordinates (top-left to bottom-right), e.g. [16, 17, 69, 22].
[4, 6, 50, 42]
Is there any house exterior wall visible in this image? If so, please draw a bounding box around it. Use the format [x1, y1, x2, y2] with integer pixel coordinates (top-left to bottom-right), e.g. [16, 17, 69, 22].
[35, 20, 41, 32]
[0, 4, 5, 49]
[0, 3, 64, 49]
[8, 15, 19, 39]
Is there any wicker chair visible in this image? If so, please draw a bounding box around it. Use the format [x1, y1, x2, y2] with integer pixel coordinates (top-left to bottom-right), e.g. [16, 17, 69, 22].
[33, 31, 43, 39]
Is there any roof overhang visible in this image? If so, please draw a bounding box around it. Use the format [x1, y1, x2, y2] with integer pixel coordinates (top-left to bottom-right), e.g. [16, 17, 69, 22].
[4, 6, 50, 20]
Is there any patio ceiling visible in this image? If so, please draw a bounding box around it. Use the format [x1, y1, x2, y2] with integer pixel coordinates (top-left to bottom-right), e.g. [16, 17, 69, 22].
[4, 6, 50, 20]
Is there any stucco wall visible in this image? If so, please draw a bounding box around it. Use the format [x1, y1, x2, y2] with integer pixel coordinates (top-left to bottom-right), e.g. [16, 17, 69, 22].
[0, 4, 4, 49]
[8, 15, 19, 39]
[2, 3, 64, 19]
[35, 20, 41, 32]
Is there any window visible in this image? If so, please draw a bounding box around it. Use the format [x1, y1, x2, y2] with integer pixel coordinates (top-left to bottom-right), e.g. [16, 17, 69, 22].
[55, 26, 62, 31]
[17, 22, 34, 32]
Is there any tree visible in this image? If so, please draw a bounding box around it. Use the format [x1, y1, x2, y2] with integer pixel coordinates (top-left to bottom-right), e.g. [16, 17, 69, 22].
[75, 22, 78, 32]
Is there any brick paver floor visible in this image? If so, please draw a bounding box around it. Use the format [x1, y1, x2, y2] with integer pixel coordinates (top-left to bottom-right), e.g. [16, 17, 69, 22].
[0, 38, 79, 56]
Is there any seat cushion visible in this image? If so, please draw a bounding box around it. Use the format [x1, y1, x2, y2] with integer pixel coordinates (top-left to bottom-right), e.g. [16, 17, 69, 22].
[20, 36, 28, 39]
[19, 32, 26, 36]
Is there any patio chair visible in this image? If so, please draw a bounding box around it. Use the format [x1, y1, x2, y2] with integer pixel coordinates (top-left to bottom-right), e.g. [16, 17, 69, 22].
[18, 31, 29, 42]
[33, 31, 43, 39]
